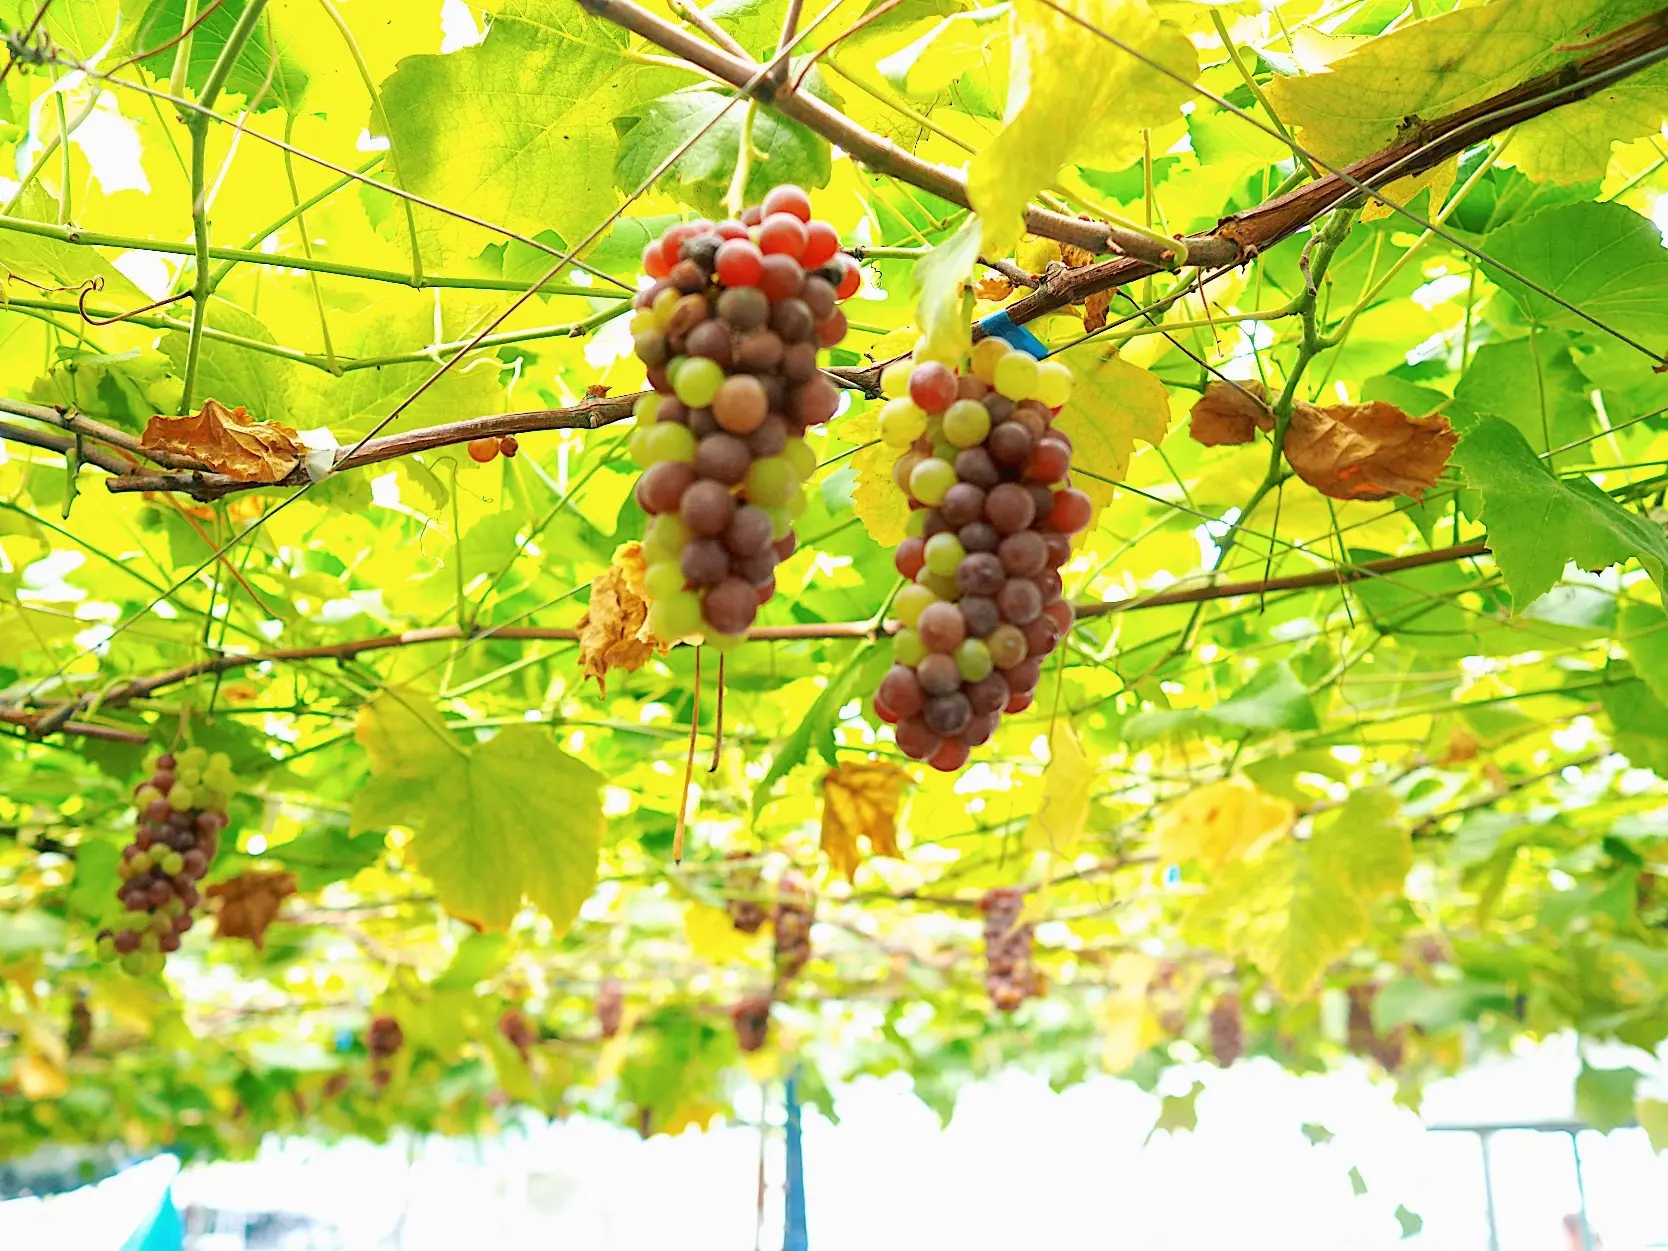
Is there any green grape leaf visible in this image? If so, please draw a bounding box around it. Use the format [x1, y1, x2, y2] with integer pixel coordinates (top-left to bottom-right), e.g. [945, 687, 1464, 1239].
[613, 85, 833, 219]
[1620, 600, 1668, 705]
[913, 217, 981, 362]
[1394, 1206, 1424, 1239]
[1452, 417, 1668, 609]
[380, 1, 681, 263]
[1574, 1063, 1641, 1132]
[1124, 661, 1318, 743]
[351, 694, 603, 932]
[1482, 201, 1668, 343]
[1144, 1080, 1204, 1143]
[966, 0, 1196, 254]
[1448, 335, 1597, 461]
[1638, 1099, 1668, 1153]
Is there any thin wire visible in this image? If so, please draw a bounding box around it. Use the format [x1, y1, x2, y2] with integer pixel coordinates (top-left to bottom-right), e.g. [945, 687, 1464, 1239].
[1032, 0, 1668, 366]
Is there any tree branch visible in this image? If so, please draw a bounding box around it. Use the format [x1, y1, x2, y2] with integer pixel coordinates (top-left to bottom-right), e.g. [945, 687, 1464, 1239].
[7, 540, 1488, 736]
[576, 0, 1211, 264]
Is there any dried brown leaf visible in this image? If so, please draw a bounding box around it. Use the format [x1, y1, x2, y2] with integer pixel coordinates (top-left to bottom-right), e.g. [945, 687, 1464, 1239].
[975, 274, 1014, 301]
[820, 761, 909, 881]
[1189, 380, 1272, 447]
[206, 870, 297, 950]
[140, 398, 301, 482]
[1283, 400, 1457, 501]
[1059, 242, 1096, 268]
[585, 383, 612, 399]
[576, 541, 667, 692]
[1083, 289, 1112, 333]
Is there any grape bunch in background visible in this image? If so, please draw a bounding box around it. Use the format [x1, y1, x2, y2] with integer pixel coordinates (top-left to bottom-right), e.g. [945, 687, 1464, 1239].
[980, 887, 1042, 1012]
[871, 339, 1089, 771]
[96, 748, 231, 976]
[628, 184, 861, 645]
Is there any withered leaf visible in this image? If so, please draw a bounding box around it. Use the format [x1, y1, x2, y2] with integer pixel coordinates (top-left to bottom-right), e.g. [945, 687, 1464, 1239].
[1189, 380, 1272, 447]
[206, 870, 297, 949]
[1083, 289, 1112, 334]
[140, 398, 301, 482]
[975, 274, 1014, 301]
[1283, 400, 1457, 501]
[820, 761, 908, 881]
[576, 541, 668, 692]
[1058, 242, 1096, 268]
[585, 383, 611, 399]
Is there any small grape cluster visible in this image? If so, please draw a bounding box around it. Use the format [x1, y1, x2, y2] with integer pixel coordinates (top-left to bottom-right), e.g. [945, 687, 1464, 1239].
[731, 993, 773, 1053]
[467, 434, 519, 464]
[629, 184, 862, 645]
[723, 851, 768, 934]
[1208, 991, 1245, 1067]
[870, 339, 1088, 771]
[597, 977, 625, 1039]
[980, 887, 1041, 1012]
[367, 1014, 403, 1088]
[96, 748, 231, 976]
[499, 1008, 536, 1060]
[772, 871, 815, 982]
[1346, 983, 1404, 1070]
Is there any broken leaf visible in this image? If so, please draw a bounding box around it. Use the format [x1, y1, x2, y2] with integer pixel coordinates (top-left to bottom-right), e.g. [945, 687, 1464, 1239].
[975, 274, 1014, 301]
[1283, 400, 1457, 502]
[576, 541, 668, 691]
[206, 870, 298, 949]
[139, 398, 302, 482]
[820, 761, 908, 880]
[1189, 379, 1273, 447]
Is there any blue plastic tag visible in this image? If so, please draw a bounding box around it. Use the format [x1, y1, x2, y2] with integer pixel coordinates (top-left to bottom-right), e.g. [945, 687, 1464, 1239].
[976, 309, 1049, 359]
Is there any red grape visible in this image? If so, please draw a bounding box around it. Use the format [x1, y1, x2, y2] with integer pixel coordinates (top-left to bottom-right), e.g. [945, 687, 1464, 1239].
[895, 536, 926, 579]
[759, 212, 808, 258]
[956, 552, 1006, 597]
[817, 309, 848, 348]
[714, 219, 750, 240]
[923, 692, 972, 737]
[833, 254, 861, 299]
[637, 461, 696, 514]
[715, 239, 765, 287]
[998, 531, 1047, 577]
[759, 254, 805, 302]
[695, 433, 752, 485]
[895, 715, 942, 761]
[683, 538, 730, 586]
[703, 577, 759, 634]
[680, 478, 736, 536]
[909, 362, 958, 413]
[1025, 440, 1071, 484]
[642, 241, 670, 278]
[763, 185, 812, 222]
[966, 671, 1010, 716]
[917, 602, 967, 652]
[917, 653, 961, 696]
[928, 739, 970, 772]
[879, 665, 926, 718]
[1048, 488, 1092, 534]
[985, 483, 1037, 534]
[997, 578, 1043, 625]
[801, 220, 840, 267]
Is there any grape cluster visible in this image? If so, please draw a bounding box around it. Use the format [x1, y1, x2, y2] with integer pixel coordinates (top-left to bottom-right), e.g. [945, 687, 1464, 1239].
[467, 434, 519, 464]
[1346, 983, 1404, 1070]
[597, 977, 625, 1039]
[772, 872, 815, 982]
[731, 994, 773, 1053]
[629, 184, 862, 645]
[980, 887, 1041, 1012]
[367, 1014, 403, 1088]
[499, 1008, 536, 1060]
[96, 748, 231, 976]
[1208, 991, 1245, 1067]
[870, 339, 1088, 771]
[723, 851, 769, 934]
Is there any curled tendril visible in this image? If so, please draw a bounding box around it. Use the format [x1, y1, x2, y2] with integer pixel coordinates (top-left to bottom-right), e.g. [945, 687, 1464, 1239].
[77, 275, 195, 327]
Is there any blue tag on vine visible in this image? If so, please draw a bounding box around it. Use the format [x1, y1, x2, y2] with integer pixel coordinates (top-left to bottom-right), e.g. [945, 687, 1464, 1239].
[976, 309, 1048, 359]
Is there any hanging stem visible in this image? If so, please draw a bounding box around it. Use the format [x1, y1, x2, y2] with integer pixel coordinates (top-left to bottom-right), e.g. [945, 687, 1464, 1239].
[673, 647, 704, 863]
[725, 101, 759, 217]
[710, 653, 725, 772]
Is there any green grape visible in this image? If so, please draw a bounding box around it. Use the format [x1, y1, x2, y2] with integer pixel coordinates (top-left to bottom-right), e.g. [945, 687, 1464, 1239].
[178, 746, 208, 768]
[140, 931, 160, 953]
[168, 786, 195, 811]
[644, 561, 686, 601]
[643, 514, 692, 564]
[905, 509, 928, 538]
[880, 360, 914, 399]
[702, 627, 746, 651]
[878, 398, 928, 448]
[955, 638, 993, 682]
[117, 859, 135, 881]
[629, 310, 656, 336]
[993, 351, 1040, 401]
[144, 952, 166, 976]
[673, 356, 725, 408]
[931, 439, 958, 462]
[971, 336, 1010, 384]
[649, 591, 703, 641]
[942, 399, 992, 449]
[151, 913, 173, 937]
[208, 752, 232, 772]
[893, 583, 938, 628]
[1036, 360, 1074, 408]
[196, 789, 224, 813]
[907, 458, 957, 506]
[205, 768, 235, 794]
[893, 628, 927, 667]
[628, 426, 658, 468]
[134, 785, 161, 807]
[120, 952, 146, 976]
[159, 851, 184, 877]
[651, 286, 680, 325]
[641, 422, 696, 465]
[745, 457, 799, 507]
[96, 935, 117, 962]
[762, 506, 794, 540]
[918, 569, 958, 600]
[782, 437, 816, 482]
[785, 487, 808, 520]
[164, 898, 185, 917]
[177, 765, 202, 787]
[634, 393, 662, 428]
[131, 851, 153, 875]
[923, 532, 965, 576]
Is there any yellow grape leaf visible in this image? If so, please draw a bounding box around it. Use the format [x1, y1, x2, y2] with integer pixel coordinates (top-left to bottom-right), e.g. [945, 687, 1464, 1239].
[1052, 345, 1172, 525]
[1266, 0, 1661, 186]
[820, 761, 909, 881]
[968, 0, 1197, 254]
[205, 870, 298, 950]
[1183, 786, 1408, 999]
[576, 541, 665, 691]
[139, 398, 301, 483]
[1023, 724, 1092, 853]
[1155, 776, 1295, 872]
[846, 404, 911, 546]
[1098, 952, 1158, 1074]
[913, 217, 982, 362]
[659, 1099, 723, 1137]
[15, 1052, 68, 1100]
[685, 901, 762, 964]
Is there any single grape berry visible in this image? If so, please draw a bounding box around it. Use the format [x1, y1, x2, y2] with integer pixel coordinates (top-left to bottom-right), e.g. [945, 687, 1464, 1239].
[467, 437, 499, 464]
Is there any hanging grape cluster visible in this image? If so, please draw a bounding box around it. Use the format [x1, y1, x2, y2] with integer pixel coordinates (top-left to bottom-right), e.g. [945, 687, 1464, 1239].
[628, 185, 861, 645]
[980, 887, 1041, 1012]
[870, 339, 1088, 770]
[731, 993, 773, 1053]
[367, 1014, 403, 1088]
[723, 850, 769, 934]
[597, 977, 625, 1039]
[1208, 991, 1245, 1066]
[772, 871, 815, 983]
[96, 748, 231, 976]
